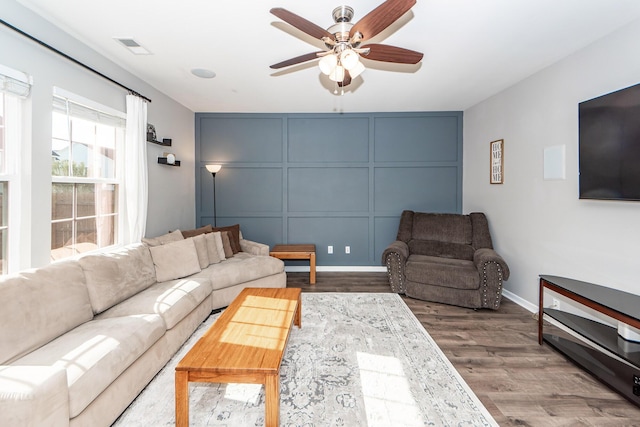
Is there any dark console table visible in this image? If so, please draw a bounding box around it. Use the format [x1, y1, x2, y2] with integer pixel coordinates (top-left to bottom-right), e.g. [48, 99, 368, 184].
[539, 275, 640, 406]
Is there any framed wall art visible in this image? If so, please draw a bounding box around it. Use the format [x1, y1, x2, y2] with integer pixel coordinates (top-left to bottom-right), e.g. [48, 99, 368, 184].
[490, 139, 504, 184]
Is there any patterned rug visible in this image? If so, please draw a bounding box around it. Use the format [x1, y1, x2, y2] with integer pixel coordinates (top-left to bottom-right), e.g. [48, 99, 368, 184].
[113, 293, 497, 426]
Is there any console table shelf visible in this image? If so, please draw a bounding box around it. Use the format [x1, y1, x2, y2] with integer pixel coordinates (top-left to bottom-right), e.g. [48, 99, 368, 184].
[544, 308, 640, 367]
[539, 275, 640, 406]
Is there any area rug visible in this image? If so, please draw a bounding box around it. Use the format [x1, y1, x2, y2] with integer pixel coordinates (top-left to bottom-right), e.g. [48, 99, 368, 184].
[113, 293, 497, 426]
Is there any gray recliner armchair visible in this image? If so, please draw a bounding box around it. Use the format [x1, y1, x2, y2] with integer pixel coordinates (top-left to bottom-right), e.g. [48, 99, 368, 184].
[382, 210, 510, 310]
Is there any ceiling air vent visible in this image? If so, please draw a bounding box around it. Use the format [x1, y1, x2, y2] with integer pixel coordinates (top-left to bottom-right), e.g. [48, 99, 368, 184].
[114, 38, 151, 55]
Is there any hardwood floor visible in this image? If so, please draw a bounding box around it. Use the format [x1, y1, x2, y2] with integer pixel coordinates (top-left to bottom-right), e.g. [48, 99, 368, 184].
[287, 272, 640, 426]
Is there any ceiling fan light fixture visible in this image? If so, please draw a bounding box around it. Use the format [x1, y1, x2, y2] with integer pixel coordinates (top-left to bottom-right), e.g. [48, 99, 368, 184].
[270, 1, 423, 89]
[329, 65, 345, 82]
[319, 54, 338, 75]
[340, 49, 359, 71]
[349, 60, 366, 79]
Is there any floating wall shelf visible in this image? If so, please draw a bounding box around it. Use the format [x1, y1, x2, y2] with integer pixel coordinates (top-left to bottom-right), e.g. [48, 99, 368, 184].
[148, 138, 172, 147]
[158, 157, 180, 166]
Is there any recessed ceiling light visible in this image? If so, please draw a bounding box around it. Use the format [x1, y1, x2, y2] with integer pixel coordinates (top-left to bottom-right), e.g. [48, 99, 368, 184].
[114, 38, 152, 55]
[191, 68, 216, 79]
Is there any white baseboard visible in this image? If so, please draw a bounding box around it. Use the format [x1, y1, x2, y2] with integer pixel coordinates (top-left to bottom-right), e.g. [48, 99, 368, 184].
[502, 288, 537, 313]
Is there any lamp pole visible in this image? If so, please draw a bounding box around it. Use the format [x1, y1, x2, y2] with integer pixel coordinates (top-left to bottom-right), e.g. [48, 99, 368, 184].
[205, 165, 222, 226]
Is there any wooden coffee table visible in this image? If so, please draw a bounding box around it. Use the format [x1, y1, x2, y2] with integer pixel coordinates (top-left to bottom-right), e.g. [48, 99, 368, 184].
[175, 287, 302, 427]
[270, 244, 316, 284]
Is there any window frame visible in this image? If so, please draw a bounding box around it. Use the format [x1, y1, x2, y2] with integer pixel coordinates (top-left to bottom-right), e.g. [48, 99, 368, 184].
[0, 63, 30, 274]
[51, 87, 126, 260]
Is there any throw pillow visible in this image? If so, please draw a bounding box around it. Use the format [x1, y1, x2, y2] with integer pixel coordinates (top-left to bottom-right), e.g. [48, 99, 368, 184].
[181, 224, 213, 238]
[211, 224, 241, 253]
[142, 229, 184, 247]
[190, 234, 210, 268]
[149, 238, 201, 282]
[220, 231, 234, 258]
[204, 232, 222, 264]
[212, 231, 226, 261]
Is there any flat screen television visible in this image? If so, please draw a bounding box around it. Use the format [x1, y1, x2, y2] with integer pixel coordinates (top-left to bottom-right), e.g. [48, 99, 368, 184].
[579, 82, 640, 201]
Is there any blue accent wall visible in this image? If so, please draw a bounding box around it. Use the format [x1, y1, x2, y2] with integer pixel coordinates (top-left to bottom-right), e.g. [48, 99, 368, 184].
[195, 112, 463, 266]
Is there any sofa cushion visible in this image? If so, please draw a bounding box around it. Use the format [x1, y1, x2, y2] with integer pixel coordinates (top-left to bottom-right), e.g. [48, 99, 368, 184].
[141, 229, 184, 247]
[220, 231, 234, 258]
[78, 243, 157, 314]
[211, 224, 241, 253]
[149, 238, 202, 282]
[96, 277, 212, 329]
[0, 261, 92, 364]
[12, 314, 165, 418]
[180, 224, 213, 238]
[0, 366, 69, 427]
[408, 240, 475, 261]
[204, 232, 222, 264]
[213, 231, 226, 261]
[190, 234, 210, 269]
[194, 252, 284, 291]
[412, 213, 472, 245]
[406, 254, 480, 290]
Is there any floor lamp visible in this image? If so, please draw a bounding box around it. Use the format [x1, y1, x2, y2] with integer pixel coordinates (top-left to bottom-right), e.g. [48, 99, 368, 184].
[205, 164, 222, 226]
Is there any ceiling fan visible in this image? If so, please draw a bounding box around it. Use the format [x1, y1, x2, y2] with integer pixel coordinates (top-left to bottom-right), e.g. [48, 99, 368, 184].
[270, 0, 423, 90]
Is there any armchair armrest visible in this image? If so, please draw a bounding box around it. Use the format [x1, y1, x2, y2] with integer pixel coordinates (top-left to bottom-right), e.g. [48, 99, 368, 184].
[0, 366, 69, 426]
[473, 248, 510, 309]
[381, 241, 409, 294]
[473, 248, 510, 280]
[239, 239, 270, 256]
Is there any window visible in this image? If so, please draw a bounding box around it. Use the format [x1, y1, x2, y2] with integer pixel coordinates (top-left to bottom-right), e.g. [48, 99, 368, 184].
[51, 90, 125, 260]
[0, 65, 30, 274]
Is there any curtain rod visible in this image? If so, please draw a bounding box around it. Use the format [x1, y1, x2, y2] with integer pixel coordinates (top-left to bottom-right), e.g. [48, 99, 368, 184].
[0, 18, 152, 103]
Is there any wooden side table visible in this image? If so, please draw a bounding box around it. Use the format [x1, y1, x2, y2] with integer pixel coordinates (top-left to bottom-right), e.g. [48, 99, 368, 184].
[270, 244, 316, 284]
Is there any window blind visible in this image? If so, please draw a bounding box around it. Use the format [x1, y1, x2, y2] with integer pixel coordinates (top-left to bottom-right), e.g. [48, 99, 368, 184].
[0, 64, 31, 98]
[53, 95, 126, 128]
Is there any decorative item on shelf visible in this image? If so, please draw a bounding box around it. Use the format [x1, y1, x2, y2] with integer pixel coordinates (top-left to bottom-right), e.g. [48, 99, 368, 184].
[206, 164, 222, 226]
[490, 139, 504, 184]
[146, 123, 157, 142]
[146, 123, 172, 146]
[158, 152, 180, 166]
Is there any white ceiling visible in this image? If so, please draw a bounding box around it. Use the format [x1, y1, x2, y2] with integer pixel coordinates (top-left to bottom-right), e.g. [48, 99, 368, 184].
[16, 0, 640, 113]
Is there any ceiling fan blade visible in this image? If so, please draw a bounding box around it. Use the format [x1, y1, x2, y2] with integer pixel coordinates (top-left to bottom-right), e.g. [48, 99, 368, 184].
[362, 44, 423, 64]
[270, 52, 324, 69]
[338, 70, 352, 87]
[270, 8, 333, 40]
[350, 0, 416, 41]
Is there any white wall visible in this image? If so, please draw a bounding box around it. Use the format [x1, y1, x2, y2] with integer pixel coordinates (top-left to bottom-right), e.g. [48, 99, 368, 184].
[1, 1, 195, 269]
[463, 20, 640, 308]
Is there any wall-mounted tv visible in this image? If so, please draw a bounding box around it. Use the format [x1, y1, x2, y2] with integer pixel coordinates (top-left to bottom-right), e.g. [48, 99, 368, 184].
[579, 82, 640, 201]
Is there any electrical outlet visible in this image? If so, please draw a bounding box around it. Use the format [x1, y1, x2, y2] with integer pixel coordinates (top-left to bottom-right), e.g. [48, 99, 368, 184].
[551, 298, 560, 309]
[345, 246, 350, 254]
[328, 245, 333, 254]
[634, 375, 640, 386]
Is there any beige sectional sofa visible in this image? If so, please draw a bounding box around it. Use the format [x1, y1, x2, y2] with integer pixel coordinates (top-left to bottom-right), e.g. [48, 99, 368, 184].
[0, 227, 285, 427]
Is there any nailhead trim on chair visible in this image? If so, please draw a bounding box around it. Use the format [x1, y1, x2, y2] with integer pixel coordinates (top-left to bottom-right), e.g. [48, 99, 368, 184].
[385, 252, 406, 294]
[481, 261, 503, 309]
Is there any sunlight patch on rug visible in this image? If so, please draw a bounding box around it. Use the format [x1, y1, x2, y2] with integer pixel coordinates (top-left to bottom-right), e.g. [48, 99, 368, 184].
[357, 352, 422, 426]
[224, 383, 262, 405]
[113, 293, 498, 427]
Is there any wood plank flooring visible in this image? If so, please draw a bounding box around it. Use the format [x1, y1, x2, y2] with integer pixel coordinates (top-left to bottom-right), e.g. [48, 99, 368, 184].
[287, 272, 640, 426]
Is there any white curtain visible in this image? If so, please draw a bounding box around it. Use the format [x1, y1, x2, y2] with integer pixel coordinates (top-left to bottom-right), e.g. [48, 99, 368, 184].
[124, 94, 148, 243]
